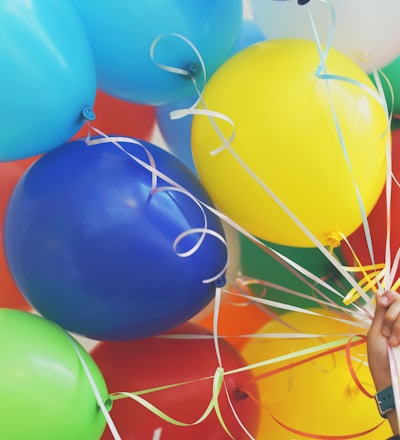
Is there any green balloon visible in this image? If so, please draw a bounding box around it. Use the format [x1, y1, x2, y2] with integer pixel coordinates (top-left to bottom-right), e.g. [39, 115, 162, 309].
[240, 235, 352, 312]
[0, 309, 110, 440]
[369, 55, 400, 117]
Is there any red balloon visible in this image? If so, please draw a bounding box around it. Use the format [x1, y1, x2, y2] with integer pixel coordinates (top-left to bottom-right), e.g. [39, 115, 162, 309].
[91, 322, 260, 440]
[72, 89, 156, 140]
[341, 128, 400, 284]
[0, 157, 37, 309]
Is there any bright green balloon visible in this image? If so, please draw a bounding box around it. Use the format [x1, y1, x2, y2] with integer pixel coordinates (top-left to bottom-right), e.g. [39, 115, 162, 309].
[0, 309, 110, 440]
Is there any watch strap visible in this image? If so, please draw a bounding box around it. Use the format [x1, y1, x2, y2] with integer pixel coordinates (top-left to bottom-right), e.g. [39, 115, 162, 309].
[375, 385, 395, 418]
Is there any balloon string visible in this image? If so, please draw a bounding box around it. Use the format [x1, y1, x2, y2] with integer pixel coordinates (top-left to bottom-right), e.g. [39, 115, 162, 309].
[389, 346, 400, 434]
[344, 335, 374, 398]
[270, 412, 385, 440]
[66, 334, 121, 440]
[310, 0, 393, 303]
[86, 128, 228, 285]
[246, 336, 365, 385]
[111, 367, 234, 438]
[159, 32, 376, 324]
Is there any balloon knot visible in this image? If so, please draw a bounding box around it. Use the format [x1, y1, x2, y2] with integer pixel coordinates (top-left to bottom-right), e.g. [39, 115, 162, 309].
[186, 62, 200, 79]
[324, 232, 341, 250]
[214, 275, 227, 288]
[233, 387, 249, 400]
[82, 106, 96, 121]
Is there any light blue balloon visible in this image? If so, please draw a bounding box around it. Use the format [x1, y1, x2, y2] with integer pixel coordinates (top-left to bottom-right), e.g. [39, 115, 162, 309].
[155, 18, 266, 173]
[156, 96, 197, 173]
[0, 0, 96, 161]
[69, 0, 243, 105]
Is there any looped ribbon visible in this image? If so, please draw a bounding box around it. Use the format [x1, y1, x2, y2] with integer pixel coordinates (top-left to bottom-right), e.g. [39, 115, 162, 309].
[85, 127, 228, 285]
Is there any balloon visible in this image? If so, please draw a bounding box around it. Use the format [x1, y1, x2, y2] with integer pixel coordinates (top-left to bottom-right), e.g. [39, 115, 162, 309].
[156, 95, 198, 173]
[0, 308, 109, 440]
[250, 0, 400, 73]
[195, 282, 272, 350]
[72, 90, 156, 141]
[234, 18, 266, 53]
[91, 321, 261, 440]
[156, 18, 266, 173]
[340, 128, 400, 285]
[4, 136, 227, 340]
[0, 0, 96, 161]
[241, 309, 393, 439]
[191, 39, 388, 248]
[369, 55, 400, 118]
[70, 0, 243, 105]
[0, 158, 37, 310]
[240, 235, 352, 312]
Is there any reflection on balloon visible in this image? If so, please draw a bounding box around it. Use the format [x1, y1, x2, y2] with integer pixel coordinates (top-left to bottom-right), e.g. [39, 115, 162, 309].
[192, 39, 388, 247]
[0, 0, 96, 160]
[0, 309, 109, 440]
[91, 321, 261, 440]
[250, 0, 400, 73]
[4, 136, 227, 340]
[70, 0, 243, 105]
[241, 309, 392, 439]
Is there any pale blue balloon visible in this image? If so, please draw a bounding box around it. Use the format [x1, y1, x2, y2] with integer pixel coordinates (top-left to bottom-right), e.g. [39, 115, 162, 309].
[0, 0, 96, 161]
[70, 0, 243, 105]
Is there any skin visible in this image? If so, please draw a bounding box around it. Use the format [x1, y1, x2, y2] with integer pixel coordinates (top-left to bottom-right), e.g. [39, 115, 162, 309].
[367, 290, 400, 436]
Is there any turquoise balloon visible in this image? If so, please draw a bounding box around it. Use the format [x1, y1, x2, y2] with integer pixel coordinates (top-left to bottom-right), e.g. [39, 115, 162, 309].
[0, 309, 110, 439]
[70, 0, 243, 105]
[0, 0, 96, 161]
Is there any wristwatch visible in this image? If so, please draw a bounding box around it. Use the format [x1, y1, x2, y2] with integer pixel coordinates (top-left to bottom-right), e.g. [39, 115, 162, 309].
[375, 385, 395, 418]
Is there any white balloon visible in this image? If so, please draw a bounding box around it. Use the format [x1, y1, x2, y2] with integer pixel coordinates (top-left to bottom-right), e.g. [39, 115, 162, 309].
[250, 0, 400, 72]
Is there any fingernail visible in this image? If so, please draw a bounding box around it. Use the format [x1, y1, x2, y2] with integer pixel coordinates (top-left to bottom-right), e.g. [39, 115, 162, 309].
[379, 295, 389, 306]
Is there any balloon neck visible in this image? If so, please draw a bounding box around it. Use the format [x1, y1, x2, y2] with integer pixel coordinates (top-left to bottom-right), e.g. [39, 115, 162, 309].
[186, 62, 200, 79]
[214, 275, 227, 288]
[81, 106, 96, 121]
[347, 383, 361, 398]
[99, 397, 113, 412]
[324, 233, 341, 250]
[233, 386, 249, 401]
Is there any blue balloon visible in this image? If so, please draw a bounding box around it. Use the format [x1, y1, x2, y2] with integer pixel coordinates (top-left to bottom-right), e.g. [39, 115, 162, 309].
[0, 0, 96, 161]
[156, 96, 198, 173]
[155, 18, 266, 172]
[69, 0, 243, 105]
[4, 136, 227, 340]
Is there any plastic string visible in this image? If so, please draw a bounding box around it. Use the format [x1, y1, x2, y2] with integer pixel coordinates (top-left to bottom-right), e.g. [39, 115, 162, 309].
[66, 334, 121, 440]
[152, 427, 163, 440]
[212, 287, 252, 439]
[86, 129, 227, 285]
[111, 367, 233, 435]
[389, 345, 400, 434]
[270, 413, 384, 440]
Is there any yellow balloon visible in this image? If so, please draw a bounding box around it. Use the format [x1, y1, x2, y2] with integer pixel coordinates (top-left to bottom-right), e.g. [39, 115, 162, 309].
[240, 309, 393, 439]
[191, 39, 388, 247]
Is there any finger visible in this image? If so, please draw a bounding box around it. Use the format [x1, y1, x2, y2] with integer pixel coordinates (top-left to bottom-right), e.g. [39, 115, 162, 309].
[384, 298, 400, 338]
[377, 290, 399, 308]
